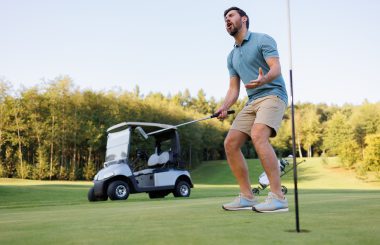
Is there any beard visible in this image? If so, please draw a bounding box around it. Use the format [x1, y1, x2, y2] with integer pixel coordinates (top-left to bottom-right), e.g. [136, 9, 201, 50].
[227, 20, 243, 36]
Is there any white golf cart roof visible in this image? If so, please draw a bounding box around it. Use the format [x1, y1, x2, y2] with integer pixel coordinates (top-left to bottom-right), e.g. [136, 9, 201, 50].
[107, 122, 176, 133]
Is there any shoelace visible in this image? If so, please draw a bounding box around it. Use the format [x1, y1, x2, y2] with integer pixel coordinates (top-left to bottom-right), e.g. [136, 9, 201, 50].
[235, 193, 244, 202]
[226, 195, 241, 204]
[263, 192, 281, 204]
[264, 192, 285, 203]
[237, 193, 255, 202]
[263, 195, 273, 204]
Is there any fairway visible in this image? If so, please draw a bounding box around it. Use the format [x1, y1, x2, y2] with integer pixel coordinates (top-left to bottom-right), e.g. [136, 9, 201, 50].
[1, 158, 380, 244]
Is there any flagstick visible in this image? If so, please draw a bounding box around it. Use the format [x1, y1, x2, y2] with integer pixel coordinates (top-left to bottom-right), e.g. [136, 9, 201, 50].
[287, 0, 300, 233]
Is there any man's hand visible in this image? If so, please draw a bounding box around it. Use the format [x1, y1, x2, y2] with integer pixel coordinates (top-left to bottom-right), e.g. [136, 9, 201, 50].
[245, 67, 267, 89]
[215, 107, 228, 120]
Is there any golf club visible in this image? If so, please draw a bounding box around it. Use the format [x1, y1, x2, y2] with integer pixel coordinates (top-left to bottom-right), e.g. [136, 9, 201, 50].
[136, 110, 235, 138]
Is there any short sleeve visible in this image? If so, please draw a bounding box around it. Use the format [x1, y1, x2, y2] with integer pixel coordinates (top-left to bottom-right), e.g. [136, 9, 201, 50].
[260, 34, 279, 59]
[227, 50, 239, 77]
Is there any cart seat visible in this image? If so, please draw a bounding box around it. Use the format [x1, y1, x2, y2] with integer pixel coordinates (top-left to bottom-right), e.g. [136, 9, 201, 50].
[148, 151, 170, 167]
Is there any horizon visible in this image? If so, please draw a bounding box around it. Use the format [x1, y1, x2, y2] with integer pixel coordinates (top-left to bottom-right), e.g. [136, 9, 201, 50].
[2, 77, 376, 107]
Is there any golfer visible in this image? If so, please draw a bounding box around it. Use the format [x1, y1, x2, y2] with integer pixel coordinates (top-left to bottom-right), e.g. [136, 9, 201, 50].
[217, 7, 288, 212]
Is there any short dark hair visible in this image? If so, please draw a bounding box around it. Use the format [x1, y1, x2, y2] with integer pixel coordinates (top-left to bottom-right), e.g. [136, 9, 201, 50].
[224, 7, 249, 29]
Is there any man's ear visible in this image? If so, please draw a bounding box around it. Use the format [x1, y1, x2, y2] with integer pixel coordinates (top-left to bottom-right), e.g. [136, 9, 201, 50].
[242, 16, 247, 23]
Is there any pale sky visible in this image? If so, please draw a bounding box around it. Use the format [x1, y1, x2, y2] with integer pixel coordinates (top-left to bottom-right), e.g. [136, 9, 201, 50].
[1, 0, 379, 105]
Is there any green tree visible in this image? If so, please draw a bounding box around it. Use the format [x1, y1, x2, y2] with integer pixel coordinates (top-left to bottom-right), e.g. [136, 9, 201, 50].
[0, 81, 12, 173]
[83, 159, 95, 180]
[21, 88, 50, 179]
[192, 89, 209, 114]
[44, 76, 76, 179]
[339, 139, 361, 169]
[4, 146, 16, 177]
[363, 134, 380, 174]
[323, 111, 354, 156]
[301, 105, 322, 157]
[350, 101, 380, 157]
[10, 98, 28, 179]
[294, 104, 304, 158]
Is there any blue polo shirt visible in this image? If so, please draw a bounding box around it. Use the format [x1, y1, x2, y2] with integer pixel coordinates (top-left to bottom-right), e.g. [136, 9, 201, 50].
[227, 31, 288, 105]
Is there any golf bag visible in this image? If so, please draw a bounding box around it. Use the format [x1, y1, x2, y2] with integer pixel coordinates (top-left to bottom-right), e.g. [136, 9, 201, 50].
[252, 158, 290, 195]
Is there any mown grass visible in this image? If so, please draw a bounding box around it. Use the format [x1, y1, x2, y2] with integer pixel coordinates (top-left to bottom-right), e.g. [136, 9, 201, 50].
[0, 158, 379, 245]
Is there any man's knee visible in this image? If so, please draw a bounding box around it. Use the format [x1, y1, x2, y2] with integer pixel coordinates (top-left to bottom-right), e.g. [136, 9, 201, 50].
[224, 130, 246, 154]
[251, 124, 271, 146]
[224, 136, 237, 154]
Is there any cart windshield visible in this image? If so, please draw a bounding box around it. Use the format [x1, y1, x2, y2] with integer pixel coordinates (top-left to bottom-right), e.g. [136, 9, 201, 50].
[105, 128, 131, 162]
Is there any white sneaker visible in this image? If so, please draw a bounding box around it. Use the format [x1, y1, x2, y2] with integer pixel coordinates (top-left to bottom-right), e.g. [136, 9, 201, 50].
[252, 192, 288, 213]
[222, 194, 259, 211]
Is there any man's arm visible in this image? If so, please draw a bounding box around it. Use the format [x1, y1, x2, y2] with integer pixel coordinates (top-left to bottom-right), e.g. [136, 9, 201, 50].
[216, 76, 240, 119]
[245, 57, 281, 89]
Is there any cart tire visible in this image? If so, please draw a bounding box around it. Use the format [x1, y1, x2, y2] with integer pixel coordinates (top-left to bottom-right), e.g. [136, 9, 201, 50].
[88, 187, 97, 202]
[97, 194, 108, 201]
[173, 181, 191, 197]
[252, 187, 260, 195]
[107, 180, 130, 200]
[88, 187, 108, 201]
[281, 185, 288, 195]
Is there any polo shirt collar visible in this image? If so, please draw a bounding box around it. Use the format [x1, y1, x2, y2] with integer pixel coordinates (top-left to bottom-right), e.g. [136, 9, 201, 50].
[234, 31, 251, 47]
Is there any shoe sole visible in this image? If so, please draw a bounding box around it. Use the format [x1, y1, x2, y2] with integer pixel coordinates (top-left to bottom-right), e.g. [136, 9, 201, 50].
[252, 207, 289, 213]
[222, 206, 253, 211]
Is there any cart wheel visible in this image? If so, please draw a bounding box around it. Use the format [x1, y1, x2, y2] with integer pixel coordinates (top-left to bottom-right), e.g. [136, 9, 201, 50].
[252, 187, 260, 195]
[88, 187, 97, 202]
[281, 185, 288, 195]
[97, 194, 108, 201]
[107, 180, 130, 200]
[88, 187, 108, 201]
[173, 181, 191, 197]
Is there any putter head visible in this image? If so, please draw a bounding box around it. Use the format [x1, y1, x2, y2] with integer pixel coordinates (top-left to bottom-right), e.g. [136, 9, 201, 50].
[136, 126, 148, 139]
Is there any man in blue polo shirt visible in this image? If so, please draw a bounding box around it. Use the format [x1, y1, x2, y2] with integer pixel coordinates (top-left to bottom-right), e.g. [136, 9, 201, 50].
[217, 7, 289, 212]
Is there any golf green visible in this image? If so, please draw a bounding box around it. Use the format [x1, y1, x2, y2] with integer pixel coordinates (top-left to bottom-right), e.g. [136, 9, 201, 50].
[1, 158, 379, 244]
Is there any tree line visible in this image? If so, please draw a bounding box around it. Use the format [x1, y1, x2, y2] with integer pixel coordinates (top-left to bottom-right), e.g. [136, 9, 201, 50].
[0, 77, 379, 180]
[272, 100, 380, 179]
[0, 77, 231, 180]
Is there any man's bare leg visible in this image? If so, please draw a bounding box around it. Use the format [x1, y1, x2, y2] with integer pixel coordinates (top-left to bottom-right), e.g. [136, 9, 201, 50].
[251, 123, 283, 198]
[224, 129, 253, 199]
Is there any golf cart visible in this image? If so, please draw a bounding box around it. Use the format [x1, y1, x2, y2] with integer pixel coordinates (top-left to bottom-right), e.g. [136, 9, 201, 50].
[88, 122, 193, 201]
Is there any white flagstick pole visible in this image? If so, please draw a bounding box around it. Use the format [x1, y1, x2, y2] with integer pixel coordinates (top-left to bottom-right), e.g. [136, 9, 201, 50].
[287, 0, 300, 233]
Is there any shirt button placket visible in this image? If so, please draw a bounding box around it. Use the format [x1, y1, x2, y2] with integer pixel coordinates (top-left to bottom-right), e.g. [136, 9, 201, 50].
[238, 46, 243, 72]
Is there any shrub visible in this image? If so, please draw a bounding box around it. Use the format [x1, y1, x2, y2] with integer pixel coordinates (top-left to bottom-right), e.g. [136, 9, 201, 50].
[338, 139, 361, 169]
[363, 134, 380, 173]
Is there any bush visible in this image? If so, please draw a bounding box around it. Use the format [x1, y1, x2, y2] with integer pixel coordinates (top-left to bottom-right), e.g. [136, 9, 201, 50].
[57, 165, 69, 180]
[32, 149, 50, 180]
[338, 139, 361, 169]
[363, 134, 380, 173]
[16, 162, 32, 179]
[355, 162, 368, 180]
[83, 161, 95, 180]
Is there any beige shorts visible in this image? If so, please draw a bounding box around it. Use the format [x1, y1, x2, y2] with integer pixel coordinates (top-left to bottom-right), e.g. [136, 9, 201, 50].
[231, 95, 286, 137]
